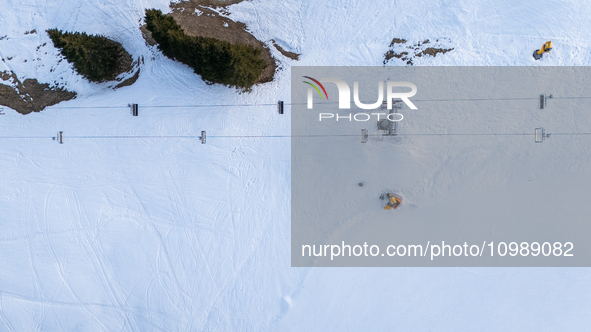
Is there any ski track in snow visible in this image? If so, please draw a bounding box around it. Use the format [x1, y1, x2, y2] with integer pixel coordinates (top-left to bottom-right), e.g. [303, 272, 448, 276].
[0, 0, 591, 330]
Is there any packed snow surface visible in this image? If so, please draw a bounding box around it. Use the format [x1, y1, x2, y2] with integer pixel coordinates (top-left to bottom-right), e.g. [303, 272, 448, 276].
[1, 0, 590, 330]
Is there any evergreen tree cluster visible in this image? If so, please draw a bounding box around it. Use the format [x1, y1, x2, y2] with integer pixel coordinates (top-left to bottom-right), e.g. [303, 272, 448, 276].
[47, 29, 129, 82]
[144, 9, 267, 91]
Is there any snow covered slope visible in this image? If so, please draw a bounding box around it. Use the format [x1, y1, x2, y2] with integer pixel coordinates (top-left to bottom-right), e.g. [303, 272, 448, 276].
[1, 0, 590, 330]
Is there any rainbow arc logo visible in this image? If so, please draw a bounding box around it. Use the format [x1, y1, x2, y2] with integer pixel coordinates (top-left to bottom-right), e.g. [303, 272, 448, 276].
[302, 76, 328, 100]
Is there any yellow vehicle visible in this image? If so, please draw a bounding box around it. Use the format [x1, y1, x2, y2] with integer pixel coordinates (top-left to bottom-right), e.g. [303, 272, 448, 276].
[381, 193, 402, 210]
[533, 41, 552, 60]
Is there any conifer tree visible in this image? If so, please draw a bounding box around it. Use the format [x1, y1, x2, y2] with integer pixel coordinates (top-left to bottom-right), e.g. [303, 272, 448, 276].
[144, 9, 266, 91]
[47, 29, 129, 82]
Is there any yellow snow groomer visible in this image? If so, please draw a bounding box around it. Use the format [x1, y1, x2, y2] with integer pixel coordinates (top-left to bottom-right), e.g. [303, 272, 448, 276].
[383, 194, 402, 210]
[533, 41, 552, 60]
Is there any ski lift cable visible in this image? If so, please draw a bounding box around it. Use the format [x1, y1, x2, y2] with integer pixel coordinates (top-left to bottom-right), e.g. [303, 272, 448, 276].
[0, 136, 51, 139]
[40, 96, 591, 110]
[65, 132, 591, 138]
[1, 132, 590, 140]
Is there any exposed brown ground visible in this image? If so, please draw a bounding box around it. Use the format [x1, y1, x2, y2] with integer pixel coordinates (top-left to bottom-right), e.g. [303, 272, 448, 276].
[420, 47, 453, 57]
[384, 38, 454, 65]
[271, 39, 300, 60]
[114, 67, 140, 89]
[140, 25, 157, 46]
[167, 0, 277, 83]
[389, 38, 407, 45]
[0, 71, 76, 114]
[384, 50, 408, 62]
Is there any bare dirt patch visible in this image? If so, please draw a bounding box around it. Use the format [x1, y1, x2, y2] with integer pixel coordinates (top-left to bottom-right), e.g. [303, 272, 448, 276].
[0, 71, 76, 114]
[389, 38, 407, 46]
[271, 39, 300, 60]
[383, 38, 454, 65]
[114, 67, 141, 89]
[418, 47, 453, 57]
[163, 0, 277, 84]
[384, 50, 408, 62]
[140, 25, 157, 46]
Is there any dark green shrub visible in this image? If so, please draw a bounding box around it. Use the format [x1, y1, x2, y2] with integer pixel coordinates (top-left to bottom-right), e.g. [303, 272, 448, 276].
[47, 29, 131, 82]
[144, 9, 266, 91]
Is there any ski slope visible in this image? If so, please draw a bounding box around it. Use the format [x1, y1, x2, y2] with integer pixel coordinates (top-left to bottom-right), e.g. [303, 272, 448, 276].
[1, 0, 591, 330]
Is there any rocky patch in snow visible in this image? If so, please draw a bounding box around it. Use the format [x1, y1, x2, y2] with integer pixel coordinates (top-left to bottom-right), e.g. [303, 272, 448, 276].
[0, 70, 76, 114]
[384, 38, 454, 65]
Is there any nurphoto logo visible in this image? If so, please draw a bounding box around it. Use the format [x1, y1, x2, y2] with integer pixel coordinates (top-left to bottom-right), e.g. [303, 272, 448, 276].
[303, 76, 418, 110]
